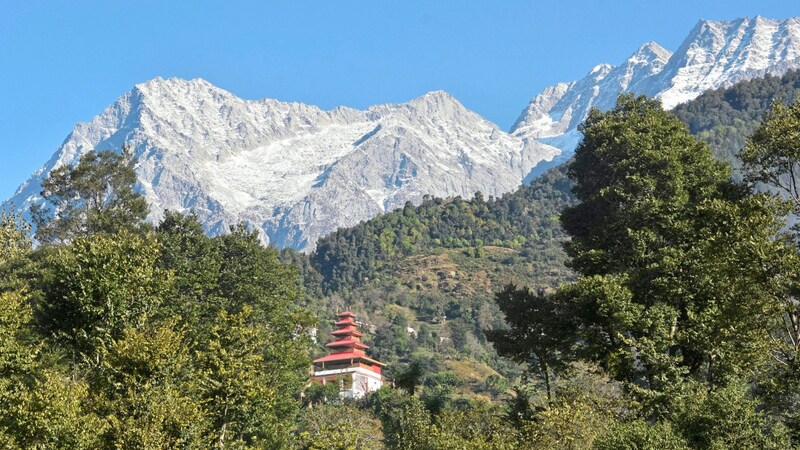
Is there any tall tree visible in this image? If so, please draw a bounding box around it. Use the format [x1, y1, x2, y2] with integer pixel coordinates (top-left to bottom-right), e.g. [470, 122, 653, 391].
[741, 98, 800, 440]
[741, 100, 800, 214]
[92, 322, 206, 448]
[486, 285, 574, 403]
[31, 146, 148, 244]
[559, 94, 793, 390]
[155, 211, 223, 326]
[191, 226, 314, 448]
[0, 216, 102, 448]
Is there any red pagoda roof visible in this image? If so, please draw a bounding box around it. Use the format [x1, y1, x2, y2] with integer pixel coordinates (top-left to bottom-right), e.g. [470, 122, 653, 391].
[313, 351, 385, 367]
[332, 328, 363, 337]
[312, 310, 385, 371]
[326, 339, 368, 350]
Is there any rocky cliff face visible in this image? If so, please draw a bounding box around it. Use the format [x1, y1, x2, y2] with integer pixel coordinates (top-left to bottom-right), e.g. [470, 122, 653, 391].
[513, 16, 800, 169]
[5, 77, 558, 251]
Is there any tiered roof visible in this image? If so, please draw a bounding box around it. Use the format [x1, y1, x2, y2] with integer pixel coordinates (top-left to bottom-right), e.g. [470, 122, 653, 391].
[312, 311, 385, 369]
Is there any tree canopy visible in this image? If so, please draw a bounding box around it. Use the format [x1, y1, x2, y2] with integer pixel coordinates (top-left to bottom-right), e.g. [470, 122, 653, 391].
[31, 147, 149, 244]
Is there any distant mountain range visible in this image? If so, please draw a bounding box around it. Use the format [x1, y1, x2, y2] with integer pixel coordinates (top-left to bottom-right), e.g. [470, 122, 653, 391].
[5, 16, 800, 251]
[4, 79, 557, 250]
[512, 16, 800, 173]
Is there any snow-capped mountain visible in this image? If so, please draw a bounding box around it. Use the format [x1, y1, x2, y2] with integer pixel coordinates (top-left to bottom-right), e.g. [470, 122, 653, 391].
[5, 77, 558, 251]
[513, 16, 800, 170]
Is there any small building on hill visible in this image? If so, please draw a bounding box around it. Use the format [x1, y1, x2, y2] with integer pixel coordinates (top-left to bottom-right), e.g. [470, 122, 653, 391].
[311, 311, 385, 398]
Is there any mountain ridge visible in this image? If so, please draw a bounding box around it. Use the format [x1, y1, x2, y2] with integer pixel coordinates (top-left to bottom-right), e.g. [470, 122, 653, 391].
[512, 16, 800, 167]
[8, 16, 800, 252]
[4, 77, 558, 251]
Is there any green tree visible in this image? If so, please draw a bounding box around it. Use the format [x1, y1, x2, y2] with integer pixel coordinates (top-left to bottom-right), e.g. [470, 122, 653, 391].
[155, 211, 223, 326]
[32, 146, 148, 244]
[668, 381, 790, 449]
[377, 392, 432, 450]
[0, 214, 31, 263]
[741, 100, 800, 213]
[431, 402, 519, 450]
[187, 227, 313, 449]
[593, 420, 688, 450]
[196, 307, 297, 448]
[92, 322, 206, 449]
[395, 360, 423, 396]
[296, 404, 384, 450]
[559, 94, 792, 390]
[520, 363, 627, 450]
[0, 221, 102, 448]
[486, 285, 574, 403]
[35, 231, 171, 357]
[741, 98, 800, 442]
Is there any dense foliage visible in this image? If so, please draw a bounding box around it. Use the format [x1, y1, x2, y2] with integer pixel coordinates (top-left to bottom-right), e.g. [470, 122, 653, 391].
[486, 95, 799, 448]
[312, 167, 575, 294]
[0, 151, 315, 448]
[561, 94, 792, 388]
[673, 68, 800, 173]
[4, 70, 800, 447]
[30, 146, 149, 244]
[741, 98, 800, 438]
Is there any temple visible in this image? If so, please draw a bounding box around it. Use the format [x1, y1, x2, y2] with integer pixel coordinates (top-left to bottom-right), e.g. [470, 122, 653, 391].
[311, 311, 385, 398]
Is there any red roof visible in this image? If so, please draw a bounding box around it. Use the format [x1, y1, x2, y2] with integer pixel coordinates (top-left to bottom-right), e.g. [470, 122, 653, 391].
[326, 339, 368, 350]
[332, 328, 363, 337]
[313, 351, 386, 367]
[335, 317, 356, 326]
[313, 311, 384, 372]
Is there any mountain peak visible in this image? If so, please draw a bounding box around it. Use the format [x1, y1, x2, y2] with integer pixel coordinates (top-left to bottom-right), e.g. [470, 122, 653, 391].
[659, 16, 800, 108]
[134, 76, 216, 94]
[589, 63, 613, 77]
[630, 41, 672, 64]
[376, 90, 475, 123]
[420, 89, 453, 99]
[512, 15, 800, 166]
[5, 80, 557, 252]
[406, 90, 461, 107]
[129, 77, 242, 119]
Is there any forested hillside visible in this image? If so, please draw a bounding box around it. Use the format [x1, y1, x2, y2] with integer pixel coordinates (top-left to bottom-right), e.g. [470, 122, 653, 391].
[291, 91, 800, 448]
[312, 166, 574, 294]
[3, 70, 800, 448]
[298, 70, 800, 401]
[673, 69, 800, 173]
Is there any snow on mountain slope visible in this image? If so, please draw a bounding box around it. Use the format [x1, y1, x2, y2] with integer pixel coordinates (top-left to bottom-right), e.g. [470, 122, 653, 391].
[4, 77, 558, 251]
[513, 16, 800, 168]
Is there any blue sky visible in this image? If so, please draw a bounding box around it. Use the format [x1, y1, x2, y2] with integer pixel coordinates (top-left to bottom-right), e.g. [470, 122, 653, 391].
[1, 1, 798, 199]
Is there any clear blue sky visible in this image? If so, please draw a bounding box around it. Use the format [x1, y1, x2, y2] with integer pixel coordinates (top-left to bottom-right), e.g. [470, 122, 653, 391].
[1, 1, 798, 200]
